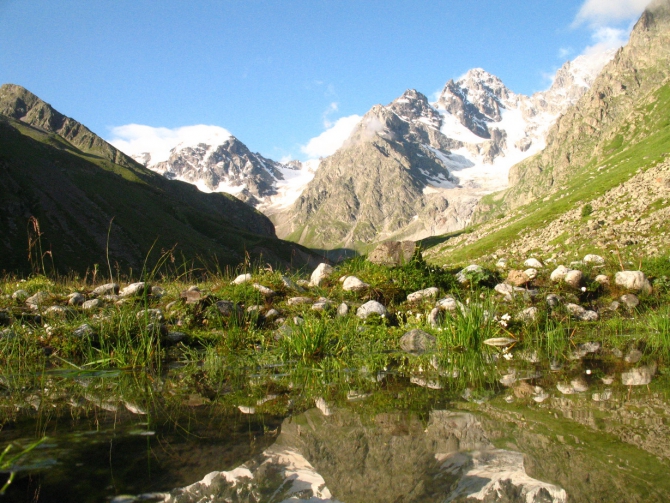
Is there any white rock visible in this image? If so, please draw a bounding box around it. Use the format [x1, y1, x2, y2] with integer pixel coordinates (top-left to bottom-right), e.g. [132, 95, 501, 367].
[264, 309, 280, 321]
[621, 363, 656, 386]
[12, 289, 29, 301]
[287, 297, 312, 306]
[337, 302, 349, 317]
[456, 264, 483, 284]
[356, 300, 387, 319]
[496, 258, 508, 269]
[119, 282, 147, 297]
[310, 263, 334, 287]
[44, 305, 68, 317]
[594, 274, 609, 286]
[524, 258, 544, 269]
[252, 283, 275, 296]
[232, 273, 252, 285]
[68, 292, 85, 306]
[564, 270, 583, 288]
[436, 296, 459, 311]
[92, 283, 119, 296]
[524, 268, 538, 280]
[342, 276, 369, 292]
[570, 378, 589, 392]
[565, 303, 598, 321]
[407, 287, 439, 302]
[315, 397, 333, 416]
[82, 299, 102, 310]
[583, 254, 605, 265]
[494, 283, 515, 301]
[136, 309, 164, 322]
[615, 271, 652, 294]
[518, 307, 538, 323]
[25, 291, 49, 307]
[556, 383, 575, 395]
[550, 265, 570, 282]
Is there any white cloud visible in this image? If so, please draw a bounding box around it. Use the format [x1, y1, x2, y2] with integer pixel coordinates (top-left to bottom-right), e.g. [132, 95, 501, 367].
[300, 114, 362, 159]
[573, 0, 649, 27]
[108, 124, 232, 164]
[558, 47, 573, 58]
[582, 26, 630, 55]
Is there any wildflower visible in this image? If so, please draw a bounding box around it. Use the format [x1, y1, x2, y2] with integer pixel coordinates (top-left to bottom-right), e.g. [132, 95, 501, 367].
[581, 287, 587, 292]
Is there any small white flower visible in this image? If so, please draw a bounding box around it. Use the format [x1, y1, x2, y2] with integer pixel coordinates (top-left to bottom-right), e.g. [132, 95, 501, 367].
[503, 353, 513, 360]
[581, 287, 587, 292]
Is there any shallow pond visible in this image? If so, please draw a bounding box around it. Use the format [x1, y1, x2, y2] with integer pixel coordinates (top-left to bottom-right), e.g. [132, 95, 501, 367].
[1, 351, 669, 503]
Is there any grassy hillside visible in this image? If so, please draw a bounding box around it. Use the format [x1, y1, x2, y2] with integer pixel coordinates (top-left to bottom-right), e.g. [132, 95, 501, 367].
[0, 116, 318, 275]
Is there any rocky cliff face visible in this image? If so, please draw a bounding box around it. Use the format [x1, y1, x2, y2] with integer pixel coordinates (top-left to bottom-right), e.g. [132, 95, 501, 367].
[275, 52, 613, 252]
[495, 0, 670, 212]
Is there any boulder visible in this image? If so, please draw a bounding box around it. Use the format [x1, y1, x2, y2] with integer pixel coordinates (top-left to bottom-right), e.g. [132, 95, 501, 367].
[119, 282, 148, 297]
[524, 268, 538, 280]
[367, 241, 417, 266]
[92, 283, 119, 296]
[594, 274, 610, 286]
[436, 296, 460, 311]
[407, 287, 439, 302]
[399, 329, 436, 355]
[356, 300, 387, 319]
[337, 303, 349, 317]
[565, 303, 598, 321]
[583, 254, 605, 265]
[309, 263, 334, 287]
[68, 292, 85, 306]
[550, 265, 570, 282]
[615, 271, 652, 294]
[506, 270, 530, 286]
[82, 299, 102, 310]
[620, 293, 639, 309]
[456, 264, 483, 284]
[564, 270, 583, 288]
[232, 273, 252, 285]
[622, 363, 656, 386]
[342, 276, 370, 292]
[524, 258, 543, 269]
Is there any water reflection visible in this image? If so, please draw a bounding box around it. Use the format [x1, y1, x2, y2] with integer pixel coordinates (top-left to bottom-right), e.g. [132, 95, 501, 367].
[0, 352, 668, 502]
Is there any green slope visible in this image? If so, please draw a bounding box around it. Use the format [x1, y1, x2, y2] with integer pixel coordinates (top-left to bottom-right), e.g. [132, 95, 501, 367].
[0, 116, 318, 275]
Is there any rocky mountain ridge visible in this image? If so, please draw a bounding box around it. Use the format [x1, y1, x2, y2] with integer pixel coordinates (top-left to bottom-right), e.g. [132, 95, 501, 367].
[273, 50, 615, 253]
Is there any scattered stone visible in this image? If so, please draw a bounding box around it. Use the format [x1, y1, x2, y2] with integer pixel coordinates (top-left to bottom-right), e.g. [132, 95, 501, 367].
[407, 287, 439, 302]
[119, 282, 148, 298]
[499, 372, 517, 387]
[296, 279, 310, 288]
[546, 294, 561, 308]
[337, 303, 349, 317]
[73, 324, 94, 338]
[367, 240, 417, 266]
[315, 397, 333, 416]
[524, 258, 544, 269]
[494, 283, 515, 301]
[281, 276, 304, 292]
[565, 303, 598, 321]
[26, 291, 50, 307]
[136, 309, 164, 322]
[166, 331, 186, 343]
[309, 263, 334, 287]
[436, 296, 460, 311]
[238, 405, 255, 414]
[82, 299, 102, 310]
[215, 300, 242, 318]
[601, 375, 615, 385]
[260, 309, 278, 322]
[232, 273, 252, 285]
[624, 348, 643, 364]
[615, 271, 652, 294]
[550, 265, 570, 282]
[151, 286, 165, 297]
[410, 376, 443, 389]
[594, 274, 610, 286]
[399, 329, 436, 355]
[622, 363, 656, 386]
[532, 387, 549, 403]
[506, 270, 530, 286]
[570, 378, 589, 392]
[356, 300, 387, 319]
[187, 285, 201, 292]
[293, 316, 305, 326]
[583, 254, 605, 265]
[496, 258, 508, 269]
[427, 307, 442, 327]
[247, 305, 264, 313]
[92, 283, 119, 296]
[12, 289, 29, 301]
[620, 293, 639, 309]
[572, 342, 601, 360]
[252, 284, 275, 297]
[44, 306, 68, 317]
[556, 383, 575, 395]
[342, 276, 370, 292]
[180, 289, 202, 304]
[592, 389, 612, 402]
[564, 270, 583, 288]
[67, 292, 85, 306]
[456, 264, 483, 284]
[609, 301, 620, 311]
[287, 297, 312, 306]
[483, 337, 517, 347]
[518, 307, 538, 323]
[311, 300, 333, 312]
[100, 295, 120, 302]
[524, 268, 538, 280]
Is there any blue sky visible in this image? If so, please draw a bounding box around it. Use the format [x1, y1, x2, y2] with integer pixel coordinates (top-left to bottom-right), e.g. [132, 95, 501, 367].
[0, 0, 648, 161]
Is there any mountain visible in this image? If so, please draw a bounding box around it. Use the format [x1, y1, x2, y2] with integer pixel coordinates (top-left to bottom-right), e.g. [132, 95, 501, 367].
[273, 50, 614, 253]
[424, 0, 670, 263]
[127, 130, 318, 212]
[0, 84, 319, 274]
